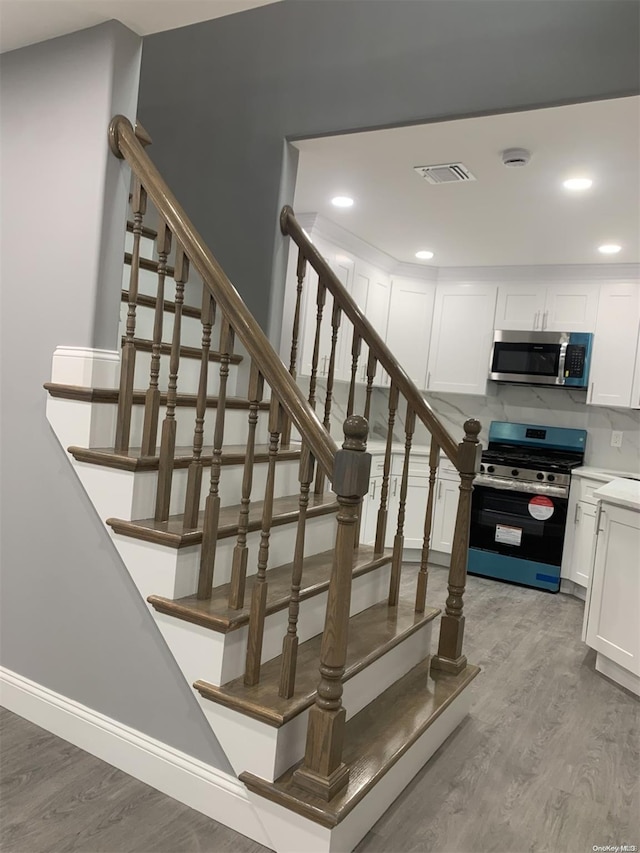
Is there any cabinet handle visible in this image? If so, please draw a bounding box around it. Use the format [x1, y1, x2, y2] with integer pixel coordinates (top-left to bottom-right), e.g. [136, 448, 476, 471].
[393, 477, 398, 497]
[322, 355, 328, 376]
[574, 504, 581, 524]
[371, 480, 376, 500]
[589, 382, 594, 404]
[534, 310, 540, 330]
[427, 372, 431, 389]
[543, 310, 548, 330]
[437, 480, 443, 500]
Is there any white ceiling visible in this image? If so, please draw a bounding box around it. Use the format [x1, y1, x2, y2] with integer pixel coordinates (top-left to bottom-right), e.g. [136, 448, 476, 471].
[0, 0, 280, 53]
[292, 97, 640, 268]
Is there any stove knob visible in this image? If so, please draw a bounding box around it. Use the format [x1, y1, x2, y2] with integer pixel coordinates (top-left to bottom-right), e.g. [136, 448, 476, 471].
[547, 474, 555, 483]
[487, 465, 495, 474]
[511, 469, 519, 477]
[537, 473, 544, 480]
[480, 464, 485, 473]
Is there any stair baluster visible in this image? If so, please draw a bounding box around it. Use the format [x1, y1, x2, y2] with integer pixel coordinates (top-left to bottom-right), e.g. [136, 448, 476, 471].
[347, 331, 361, 417]
[198, 317, 235, 599]
[374, 383, 399, 554]
[141, 220, 172, 456]
[293, 416, 371, 801]
[363, 351, 377, 422]
[154, 246, 188, 521]
[245, 397, 283, 686]
[183, 290, 216, 529]
[115, 179, 147, 453]
[279, 444, 315, 699]
[229, 363, 264, 609]
[314, 302, 341, 496]
[281, 248, 307, 448]
[389, 404, 415, 606]
[308, 279, 327, 413]
[415, 441, 440, 613]
[431, 418, 481, 674]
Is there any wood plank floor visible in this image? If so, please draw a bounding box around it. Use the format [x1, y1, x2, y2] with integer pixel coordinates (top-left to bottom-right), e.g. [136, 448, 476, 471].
[2, 566, 639, 853]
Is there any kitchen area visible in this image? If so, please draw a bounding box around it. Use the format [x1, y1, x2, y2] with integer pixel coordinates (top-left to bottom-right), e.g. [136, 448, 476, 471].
[280, 96, 640, 696]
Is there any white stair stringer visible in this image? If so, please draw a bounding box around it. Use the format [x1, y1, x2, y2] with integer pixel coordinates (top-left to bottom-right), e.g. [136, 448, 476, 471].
[197, 620, 433, 782]
[247, 683, 473, 853]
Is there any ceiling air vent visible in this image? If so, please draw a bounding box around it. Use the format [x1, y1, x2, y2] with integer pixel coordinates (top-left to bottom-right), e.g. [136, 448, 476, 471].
[414, 162, 476, 184]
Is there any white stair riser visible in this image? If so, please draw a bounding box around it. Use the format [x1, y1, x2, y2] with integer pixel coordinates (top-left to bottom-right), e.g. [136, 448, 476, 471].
[250, 685, 473, 853]
[112, 511, 338, 602]
[48, 394, 270, 454]
[201, 622, 433, 781]
[69, 457, 301, 524]
[121, 304, 208, 351]
[122, 263, 204, 310]
[126, 347, 239, 398]
[153, 562, 392, 687]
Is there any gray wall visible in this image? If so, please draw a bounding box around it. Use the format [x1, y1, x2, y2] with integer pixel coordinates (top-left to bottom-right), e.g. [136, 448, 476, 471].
[0, 22, 231, 770]
[137, 0, 640, 340]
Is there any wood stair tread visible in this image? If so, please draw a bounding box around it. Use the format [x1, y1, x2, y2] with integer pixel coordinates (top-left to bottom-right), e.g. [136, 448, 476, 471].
[148, 545, 391, 633]
[44, 383, 268, 410]
[108, 492, 339, 548]
[194, 598, 439, 726]
[240, 661, 480, 828]
[68, 444, 302, 472]
[121, 290, 202, 319]
[121, 336, 243, 364]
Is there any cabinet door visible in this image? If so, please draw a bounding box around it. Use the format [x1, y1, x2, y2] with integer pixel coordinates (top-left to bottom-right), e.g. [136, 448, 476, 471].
[569, 502, 597, 588]
[543, 283, 599, 332]
[494, 284, 544, 331]
[353, 260, 391, 386]
[427, 283, 498, 395]
[585, 504, 640, 676]
[430, 475, 460, 554]
[588, 281, 640, 408]
[385, 277, 435, 389]
[360, 475, 382, 547]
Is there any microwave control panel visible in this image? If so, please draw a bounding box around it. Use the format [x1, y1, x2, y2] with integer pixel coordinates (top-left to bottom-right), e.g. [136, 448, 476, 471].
[565, 344, 586, 378]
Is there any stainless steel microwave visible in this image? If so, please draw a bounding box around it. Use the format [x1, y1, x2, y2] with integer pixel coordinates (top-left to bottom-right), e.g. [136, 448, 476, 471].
[489, 331, 593, 388]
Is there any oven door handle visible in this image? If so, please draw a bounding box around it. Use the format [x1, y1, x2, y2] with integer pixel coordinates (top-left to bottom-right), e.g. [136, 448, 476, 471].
[475, 474, 568, 498]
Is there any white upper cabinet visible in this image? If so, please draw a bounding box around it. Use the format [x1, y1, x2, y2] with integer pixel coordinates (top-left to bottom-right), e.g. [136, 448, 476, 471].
[384, 277, 436, 390]
[588, 281, 640, 408]
[495, 282, 599, 332]
[427, 282, 498, 396]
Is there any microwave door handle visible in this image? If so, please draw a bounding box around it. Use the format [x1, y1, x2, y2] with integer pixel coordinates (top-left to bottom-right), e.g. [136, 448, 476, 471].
[558, 342, 568, 384]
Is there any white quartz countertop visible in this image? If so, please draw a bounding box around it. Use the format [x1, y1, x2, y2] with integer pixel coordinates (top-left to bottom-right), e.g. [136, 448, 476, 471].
[572, 465, 640, 483]
[593, 477, 640, 511]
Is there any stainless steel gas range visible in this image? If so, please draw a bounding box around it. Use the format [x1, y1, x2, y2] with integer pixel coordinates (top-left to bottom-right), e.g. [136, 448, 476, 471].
[468, 421, 587, 592]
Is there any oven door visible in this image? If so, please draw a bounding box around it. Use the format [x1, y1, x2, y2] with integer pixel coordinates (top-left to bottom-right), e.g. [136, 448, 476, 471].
[468, 479, 568, 591]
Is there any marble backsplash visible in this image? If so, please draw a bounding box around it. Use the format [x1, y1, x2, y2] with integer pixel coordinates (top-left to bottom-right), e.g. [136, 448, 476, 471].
[292, 377, 639, 473]
[369, 382, 640, 473]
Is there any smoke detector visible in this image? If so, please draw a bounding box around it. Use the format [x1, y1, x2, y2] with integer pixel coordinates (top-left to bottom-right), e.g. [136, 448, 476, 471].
[414, 162, 476, 184]
[502, 148, 531, 167]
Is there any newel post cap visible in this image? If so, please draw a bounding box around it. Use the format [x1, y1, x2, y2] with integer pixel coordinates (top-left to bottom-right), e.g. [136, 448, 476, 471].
[333, 416, 371, 498]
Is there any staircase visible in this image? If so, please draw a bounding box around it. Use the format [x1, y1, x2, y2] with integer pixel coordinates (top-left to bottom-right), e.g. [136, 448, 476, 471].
[44, 116, 481, 853]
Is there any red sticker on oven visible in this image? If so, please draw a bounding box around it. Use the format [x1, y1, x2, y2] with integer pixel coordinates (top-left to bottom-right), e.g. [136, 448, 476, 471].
[528, 495, 554, 520]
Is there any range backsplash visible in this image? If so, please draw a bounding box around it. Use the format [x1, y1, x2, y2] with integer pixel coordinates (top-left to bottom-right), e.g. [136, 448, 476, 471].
[296, 377, 640, 474]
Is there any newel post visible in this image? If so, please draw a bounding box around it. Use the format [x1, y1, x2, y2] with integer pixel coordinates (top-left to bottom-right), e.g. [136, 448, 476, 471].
[431, 418, 481, 675]
[293, 415, 371, 801]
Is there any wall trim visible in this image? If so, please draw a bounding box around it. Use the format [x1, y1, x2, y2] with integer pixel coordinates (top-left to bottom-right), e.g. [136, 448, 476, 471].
[0, 666, 272, 849]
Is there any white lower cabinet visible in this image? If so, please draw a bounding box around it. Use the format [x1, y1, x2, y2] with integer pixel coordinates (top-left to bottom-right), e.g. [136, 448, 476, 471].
[584, 501, 640, 683]
[430, 464, 460, 555]
[360, 474, 382, 547]
[561, 474, 602, 589]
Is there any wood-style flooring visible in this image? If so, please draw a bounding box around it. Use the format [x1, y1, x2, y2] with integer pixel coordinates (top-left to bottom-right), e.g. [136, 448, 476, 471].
[2, 566, 639, 853]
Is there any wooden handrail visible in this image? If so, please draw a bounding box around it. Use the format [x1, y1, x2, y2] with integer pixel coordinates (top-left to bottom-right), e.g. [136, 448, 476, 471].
[280, 205, 465, 471]
[108, 115, 338, 479]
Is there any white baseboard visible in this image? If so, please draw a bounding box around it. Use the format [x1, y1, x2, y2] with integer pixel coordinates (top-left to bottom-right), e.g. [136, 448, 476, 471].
[0, 667, 272, 849]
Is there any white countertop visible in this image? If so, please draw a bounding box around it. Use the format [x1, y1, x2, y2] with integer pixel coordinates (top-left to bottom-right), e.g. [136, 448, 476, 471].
[593, 477, 640, 511]
[572, 465, 640, 483]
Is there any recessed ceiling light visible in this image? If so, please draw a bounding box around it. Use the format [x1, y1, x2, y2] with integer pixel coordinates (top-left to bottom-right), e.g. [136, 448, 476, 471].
[598, 243, 622, 255]
[331, 196, 354, 208]
[563, 177, 593, 191]
[415, 250, 434, 260]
